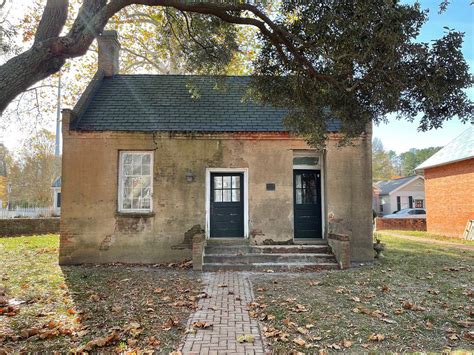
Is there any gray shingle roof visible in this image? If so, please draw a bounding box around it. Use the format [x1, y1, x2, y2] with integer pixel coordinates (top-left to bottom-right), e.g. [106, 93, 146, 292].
[72, 75, 341, 133]
[416, 126, 473, 170]
[375, 175, 422, 195]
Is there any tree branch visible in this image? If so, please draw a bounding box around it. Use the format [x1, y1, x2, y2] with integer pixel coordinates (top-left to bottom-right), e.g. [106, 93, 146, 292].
[34, 0, 68, 44]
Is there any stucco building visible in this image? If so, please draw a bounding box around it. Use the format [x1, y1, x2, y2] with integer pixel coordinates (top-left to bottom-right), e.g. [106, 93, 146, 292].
[59, 31, 373, 269]
[416, 126, 474, 238]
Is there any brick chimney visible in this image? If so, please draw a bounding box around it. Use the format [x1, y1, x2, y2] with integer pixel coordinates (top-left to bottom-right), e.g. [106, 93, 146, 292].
[97, 30, 120, 77]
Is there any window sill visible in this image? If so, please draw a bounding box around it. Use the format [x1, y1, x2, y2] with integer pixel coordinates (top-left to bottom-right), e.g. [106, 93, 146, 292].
[115, 212, 155, 218]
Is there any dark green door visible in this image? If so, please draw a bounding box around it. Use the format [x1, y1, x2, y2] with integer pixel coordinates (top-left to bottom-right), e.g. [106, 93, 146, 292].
[210, 173, 244, 238]
[294, 170, 322, 239]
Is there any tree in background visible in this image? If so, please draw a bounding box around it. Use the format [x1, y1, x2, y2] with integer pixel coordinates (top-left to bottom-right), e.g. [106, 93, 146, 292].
[372, 137, 396, 182]
[7, 129, 60, 206]
[0, 0, 472, 148]
[399, 147, 442, 176]
[372, 137, 442, 181]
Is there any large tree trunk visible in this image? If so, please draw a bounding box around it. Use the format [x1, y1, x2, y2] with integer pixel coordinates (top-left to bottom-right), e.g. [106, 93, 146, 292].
[0, 43, 65, 113]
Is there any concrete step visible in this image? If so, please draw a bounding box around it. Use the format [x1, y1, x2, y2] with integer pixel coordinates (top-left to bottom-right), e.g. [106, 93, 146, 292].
[202, 262, 339, 272]
[204, 244, 329, 255]
[203, 253, 336, 264]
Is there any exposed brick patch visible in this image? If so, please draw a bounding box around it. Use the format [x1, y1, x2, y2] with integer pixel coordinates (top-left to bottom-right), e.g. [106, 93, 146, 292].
[181, 272, 265, 354]
[99, 234, 115, 250]
[327, 233, 350, 269]
[376, 218, 426, 231]
[115, 217, 152, 234]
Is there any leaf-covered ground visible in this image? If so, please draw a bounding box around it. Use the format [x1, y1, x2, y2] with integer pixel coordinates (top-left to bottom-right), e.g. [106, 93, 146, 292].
[250, 234, 474, 353]
[0, 235, 201, 353]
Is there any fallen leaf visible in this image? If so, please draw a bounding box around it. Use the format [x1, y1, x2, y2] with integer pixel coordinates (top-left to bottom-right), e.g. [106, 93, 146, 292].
[368, 333, 385, 342]
[237, 334, 255, 343]
[293, 337, 306, 346]
[192, 321, 213, 329]
[89, 294, 100, 302]
[297, 327, 308, 335]
[448, 333, 460, 341]
[343, 340, 353, 348]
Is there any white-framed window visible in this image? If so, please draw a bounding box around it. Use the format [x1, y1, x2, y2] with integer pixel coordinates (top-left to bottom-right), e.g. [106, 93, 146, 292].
[118, 151, 153, 213]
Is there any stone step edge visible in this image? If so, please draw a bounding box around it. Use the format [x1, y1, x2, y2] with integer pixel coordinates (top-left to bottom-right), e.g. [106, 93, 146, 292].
[202, 263, 340, 271]
[203, 252, 334, 257]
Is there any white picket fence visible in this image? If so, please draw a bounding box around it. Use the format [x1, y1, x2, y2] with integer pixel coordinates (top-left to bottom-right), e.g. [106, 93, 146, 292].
[0, 207, 55, 219]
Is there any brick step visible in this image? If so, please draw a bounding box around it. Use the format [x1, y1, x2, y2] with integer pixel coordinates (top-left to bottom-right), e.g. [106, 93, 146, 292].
[202, 262, 339, 272]
[204, 245, 330, 255]
[203, 253, 335, 264]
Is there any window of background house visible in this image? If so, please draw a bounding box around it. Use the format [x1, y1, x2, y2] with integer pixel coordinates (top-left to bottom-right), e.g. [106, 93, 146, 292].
[415, 199, 424, 208]
[119, 151, 153, 212]
[56, 192, 61, 208]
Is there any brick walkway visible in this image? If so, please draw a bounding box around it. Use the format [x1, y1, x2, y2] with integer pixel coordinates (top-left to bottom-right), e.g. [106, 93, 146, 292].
[181, 272, 265, 354]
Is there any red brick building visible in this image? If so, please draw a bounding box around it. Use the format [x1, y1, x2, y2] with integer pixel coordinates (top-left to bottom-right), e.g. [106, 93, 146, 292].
[417, 126, 473, 237]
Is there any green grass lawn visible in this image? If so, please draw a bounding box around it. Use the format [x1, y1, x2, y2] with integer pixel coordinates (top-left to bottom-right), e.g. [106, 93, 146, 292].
[378, 230, 474, 246]
[250, 234, 474, 352]
[0, 235, 201, 353]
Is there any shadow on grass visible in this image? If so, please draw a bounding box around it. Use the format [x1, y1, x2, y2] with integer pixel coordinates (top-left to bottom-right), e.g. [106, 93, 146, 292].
[60, 265, 201, 352]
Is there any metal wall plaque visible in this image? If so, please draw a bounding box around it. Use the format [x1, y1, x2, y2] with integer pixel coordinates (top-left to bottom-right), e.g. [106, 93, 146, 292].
[266, 183, 276, 191]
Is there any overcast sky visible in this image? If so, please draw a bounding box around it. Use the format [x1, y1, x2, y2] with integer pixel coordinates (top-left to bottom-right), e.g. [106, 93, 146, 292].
[1, 0, 473, 153]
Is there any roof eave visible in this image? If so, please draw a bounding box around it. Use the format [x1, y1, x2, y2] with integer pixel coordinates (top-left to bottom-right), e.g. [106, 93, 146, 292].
[387, 175, 424, 195]
[416, 156, 474, 171]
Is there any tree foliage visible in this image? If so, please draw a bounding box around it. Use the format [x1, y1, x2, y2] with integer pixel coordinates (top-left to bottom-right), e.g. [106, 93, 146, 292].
[399, 147, 442, 176]
[0, 0, 472, 147]
[251, 1, 473, 146]
[372, 137, 442, 181]
[7, 129, 60, 206]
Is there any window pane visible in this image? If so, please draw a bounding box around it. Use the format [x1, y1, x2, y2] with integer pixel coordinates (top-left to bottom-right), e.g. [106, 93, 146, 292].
[124, 164, 132, 176]
[296, 175, 302, 188]
[124, 154, 132, 164]
[142, 154, 151, 164]
[142, 187, 151, 198]
[142, 164, 150, 175]
[214, 190, 222, 202]
[123, 188, 131, 199]
[232, 176, 240, 188]
[124, 177, 133, 189]
[141, 198, 150, 209]
[223, 176, 231, 188]
[132, 198, 140, 209]
[123, 198, 132, 209]
[132, 187, 141, 199]
[132, 161, 141, 175]
[232, 189, 240, 202]
[296, 189, 303, 204]
[141, 176, 151, 189]
[222, 189, 231, 202]
[214, 176, 222, 188]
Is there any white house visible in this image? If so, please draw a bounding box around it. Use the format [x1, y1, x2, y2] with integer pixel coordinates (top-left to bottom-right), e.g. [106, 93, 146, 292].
[374, 175, 425, 215]
[51, 176, 61, 216]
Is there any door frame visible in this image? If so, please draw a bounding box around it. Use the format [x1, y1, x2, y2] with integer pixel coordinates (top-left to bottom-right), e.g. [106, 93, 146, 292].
[292, 152, 326, 241]
[205, 168, 249, 239]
